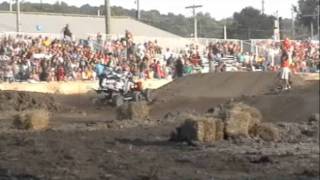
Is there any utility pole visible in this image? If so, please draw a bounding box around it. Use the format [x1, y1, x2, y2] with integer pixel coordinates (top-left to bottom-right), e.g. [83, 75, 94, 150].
[9, 0, 13, 12]
[317, 5, 320, 41]
[261, 0, 265, 14]
[291, 5, 295, 39]
[104, 0, 111, 34]
[136, 0, 141, 20]
[311, 22, 314, 39]
[16, 0, 21, 32]
[224, 25, 227, 40]
[185, 4, 202, 40]
[274, 11, 280, 40]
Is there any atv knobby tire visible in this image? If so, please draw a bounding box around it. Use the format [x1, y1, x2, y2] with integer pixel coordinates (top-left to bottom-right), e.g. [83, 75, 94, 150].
[112, 95, 124, 107]
[144, 89, 152, 102]
[133, 92, 141, 102]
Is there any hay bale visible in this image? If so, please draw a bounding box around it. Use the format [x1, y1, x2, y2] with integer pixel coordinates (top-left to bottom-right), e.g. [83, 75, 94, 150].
[13, 109, 50, 130]
[224, 102, 262, 138]
[225, 109, 251, 138]
[117, 102, 149, 120]
[215, 119, 225, 141]
[256, 123, 280, 142]
[238, 103, 262, 129]
[175, 113, 197, 122]
[173, 117, 223, 143]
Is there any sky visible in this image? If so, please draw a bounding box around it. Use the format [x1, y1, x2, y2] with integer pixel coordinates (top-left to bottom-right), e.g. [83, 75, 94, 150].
[1, 0, 299, 20]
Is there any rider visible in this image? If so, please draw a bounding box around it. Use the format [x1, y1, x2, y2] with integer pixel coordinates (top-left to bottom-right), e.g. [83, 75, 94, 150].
[95, 61, 106, 89]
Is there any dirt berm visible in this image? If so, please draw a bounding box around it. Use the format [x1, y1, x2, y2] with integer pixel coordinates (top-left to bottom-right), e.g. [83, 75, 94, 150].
[152, 72, 318, 123]
[155, 72, 305, 100]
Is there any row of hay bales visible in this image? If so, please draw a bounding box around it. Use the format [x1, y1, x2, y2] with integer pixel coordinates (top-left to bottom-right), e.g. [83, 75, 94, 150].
[171, 102, 281, 143]
[11, 101, 151, 131]
[114, 101, 281, 143]
[10, 101, 279, 144]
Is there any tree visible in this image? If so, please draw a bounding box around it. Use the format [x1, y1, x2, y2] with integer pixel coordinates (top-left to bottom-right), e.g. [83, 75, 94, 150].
[295, 0, 319, 36]
[229, 7, 275, 39]
[296, 0, 319, 27]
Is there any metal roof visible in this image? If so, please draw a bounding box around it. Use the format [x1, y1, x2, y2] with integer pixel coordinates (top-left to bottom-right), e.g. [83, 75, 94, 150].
[0, 11, 182, 39]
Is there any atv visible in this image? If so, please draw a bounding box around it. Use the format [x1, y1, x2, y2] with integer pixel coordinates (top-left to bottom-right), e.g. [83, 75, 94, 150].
[94, 71, 152, 107]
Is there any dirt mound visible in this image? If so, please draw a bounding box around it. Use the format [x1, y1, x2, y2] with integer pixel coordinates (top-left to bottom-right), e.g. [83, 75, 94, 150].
[0, 91, 63, 112]
[155, 72, 305, 100]
[152, 73, 316, 124]
[240, 81, 319, 123]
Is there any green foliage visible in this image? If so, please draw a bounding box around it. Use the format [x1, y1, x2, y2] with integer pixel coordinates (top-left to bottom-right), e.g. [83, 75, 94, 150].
[296, 0, 319, 27]
[229, 7, 275, 39]
[295, 0, 319, 37]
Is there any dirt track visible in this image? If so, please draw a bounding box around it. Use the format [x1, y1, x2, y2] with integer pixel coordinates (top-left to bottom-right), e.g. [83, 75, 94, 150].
[0, 72, 319, 180]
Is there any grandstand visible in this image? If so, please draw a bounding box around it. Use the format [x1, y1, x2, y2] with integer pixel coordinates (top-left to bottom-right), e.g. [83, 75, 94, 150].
[0, 11, 191, 49]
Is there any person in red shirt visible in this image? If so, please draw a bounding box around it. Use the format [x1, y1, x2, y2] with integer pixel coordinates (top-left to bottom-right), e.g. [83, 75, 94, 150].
[280, 46, 291, 90]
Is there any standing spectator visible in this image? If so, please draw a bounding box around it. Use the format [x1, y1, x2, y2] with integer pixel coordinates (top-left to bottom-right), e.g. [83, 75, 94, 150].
[175, 58, 184, 78]
[280, 47, 291, 90]
[208, 49, 215, 73]
[62, 24, 72, 40]
[57, 65, 65, 81]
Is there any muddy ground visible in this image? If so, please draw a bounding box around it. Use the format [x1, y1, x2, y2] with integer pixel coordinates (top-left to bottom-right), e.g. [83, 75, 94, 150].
[0, 72, 319, 180]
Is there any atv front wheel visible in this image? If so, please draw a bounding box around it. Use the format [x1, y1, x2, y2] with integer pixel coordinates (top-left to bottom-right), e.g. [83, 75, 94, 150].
[112, 95, 124, 107]
[133, 92, 142, 102]
[144, 89, 152, 102]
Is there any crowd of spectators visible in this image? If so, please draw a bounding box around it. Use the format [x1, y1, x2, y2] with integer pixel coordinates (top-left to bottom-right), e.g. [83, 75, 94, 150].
[205, 39, 320, 73]
[250, 39, 320, 73]
[0, 31, 319, 84]
[0, 31, 206, 83]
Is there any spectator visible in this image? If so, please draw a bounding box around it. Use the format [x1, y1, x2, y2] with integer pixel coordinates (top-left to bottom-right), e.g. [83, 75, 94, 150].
[62, 24, 72, 40]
